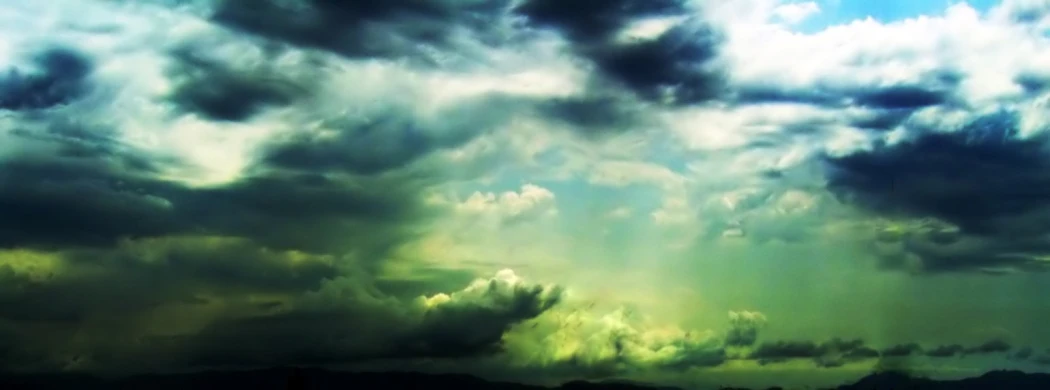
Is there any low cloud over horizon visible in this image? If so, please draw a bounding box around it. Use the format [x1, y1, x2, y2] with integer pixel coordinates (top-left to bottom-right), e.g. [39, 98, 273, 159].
[3, 0, 1050, 389]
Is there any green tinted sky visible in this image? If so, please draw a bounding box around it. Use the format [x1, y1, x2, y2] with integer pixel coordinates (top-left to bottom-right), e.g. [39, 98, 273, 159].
[1, 0, 1050, 389]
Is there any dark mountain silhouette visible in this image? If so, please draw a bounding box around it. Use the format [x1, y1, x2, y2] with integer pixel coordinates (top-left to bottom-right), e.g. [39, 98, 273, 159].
[831, 369, 1050, 390]
[0, 367, 1048, 389]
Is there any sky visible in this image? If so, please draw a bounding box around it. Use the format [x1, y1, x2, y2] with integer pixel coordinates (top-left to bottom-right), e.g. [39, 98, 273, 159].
[795, 0, 1002, 31]
[1, 0, 1050, 389]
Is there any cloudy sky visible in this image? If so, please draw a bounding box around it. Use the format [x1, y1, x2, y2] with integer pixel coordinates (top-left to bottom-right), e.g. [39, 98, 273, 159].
[2, 0, 1050, 388]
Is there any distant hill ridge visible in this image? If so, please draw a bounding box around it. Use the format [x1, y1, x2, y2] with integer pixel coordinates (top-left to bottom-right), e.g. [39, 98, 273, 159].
[1, 367, 1049, 389]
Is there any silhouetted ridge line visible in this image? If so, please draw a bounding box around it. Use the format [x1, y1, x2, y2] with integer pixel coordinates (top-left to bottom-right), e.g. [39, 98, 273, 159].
[2, 367, 1050, 389]
[832, 369, 1050, 390]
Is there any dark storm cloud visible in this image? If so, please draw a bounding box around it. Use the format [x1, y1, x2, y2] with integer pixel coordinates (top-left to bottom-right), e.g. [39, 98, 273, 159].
[408, 283, 563, 358]
[925, 344, 965, 358]
[0, 47, 93, 111]
[263, 94, 520, 176]
[515, 0, 682, 42]
[747, 339, 879, 367]
[0, 25, 526, 374]
[374, 267, 480, 299]
[826, 110, 1050, 273]
[841, 347, 880, 361]
[205, 0, 729, 140]
[0, 138, 180, 249]
[1013, 347, 1034, 360]
[747, 340, 822, 364]
[0, 46, 178, 249]
[872, 340, 1013, 360]
[0, 237, 338, 323]
[732, 84, 845, 107]
[852, 85, 949, 110]
[1015, 72, 1050, 94]
[881, 343, 923, 357]
[0, 42, 442, 255]
[164, 46, 311, 121]
[725, 327, 761, 348]
[516, 0, 725, 106]
[0, 266, 563, 371]
[730, 71, 960, 135]
[659, 347, 728, 370]
[537, 95, 649, 137]
[733, 83, 952, 111]
[848, 108, 913, 131]
[586, 23, 724, 105]
[175, 272, 563, 368]
[724, 311, 765, 347]
[210, 0, 513, 62]
[0, 132, 433, 256]
[964, 339, 1012, 356]
[180, 172, 434, 256]
[732, 75, 958, 109]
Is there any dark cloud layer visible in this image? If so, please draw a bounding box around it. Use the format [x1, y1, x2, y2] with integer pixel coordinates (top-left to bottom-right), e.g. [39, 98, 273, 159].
[827, 110, 1050, 273]
[517, 0, 724, 106]
[0, 262, 562, 371]
[1013, 347, 1035, 360]
[167, 271, 563, 369]
[731, 71, 962, 137]
[0, 24, 528, 373]
[965, 340, 1013, 356]
[537, 95, 650, 137]
[881, 343, 923, 357]
[733, 75, 959, 110]
[747, 339, 878, 367]
[852, 85, 950, 110]
[743, 338, 1015, 368]
[0, 136, 431, 256]
[0, 237, 338, 323]
[916, 340, 1014, 358]
[210, 0, 513, 63]
[925, 345, 965, 358]
[263, 94, 521, 175]
[515, 0, 682, 42]
[725, 311, 765, 347]
[165, 46, 310, 121]
[211, 0, 727, 108]
[0, 47, 93, 111]
[0, 141, 178, 249]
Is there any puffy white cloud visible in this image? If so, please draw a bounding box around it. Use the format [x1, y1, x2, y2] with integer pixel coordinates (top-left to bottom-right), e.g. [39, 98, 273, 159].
[587, 160, 688, 190]
[651, 193, 694, 227]
[419, 269, 563, 313]
[773, 1, 820, 24]
[668, 0, 1050, 170]
[503, 305, 726, 372]
[456, 184, 558, 223]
